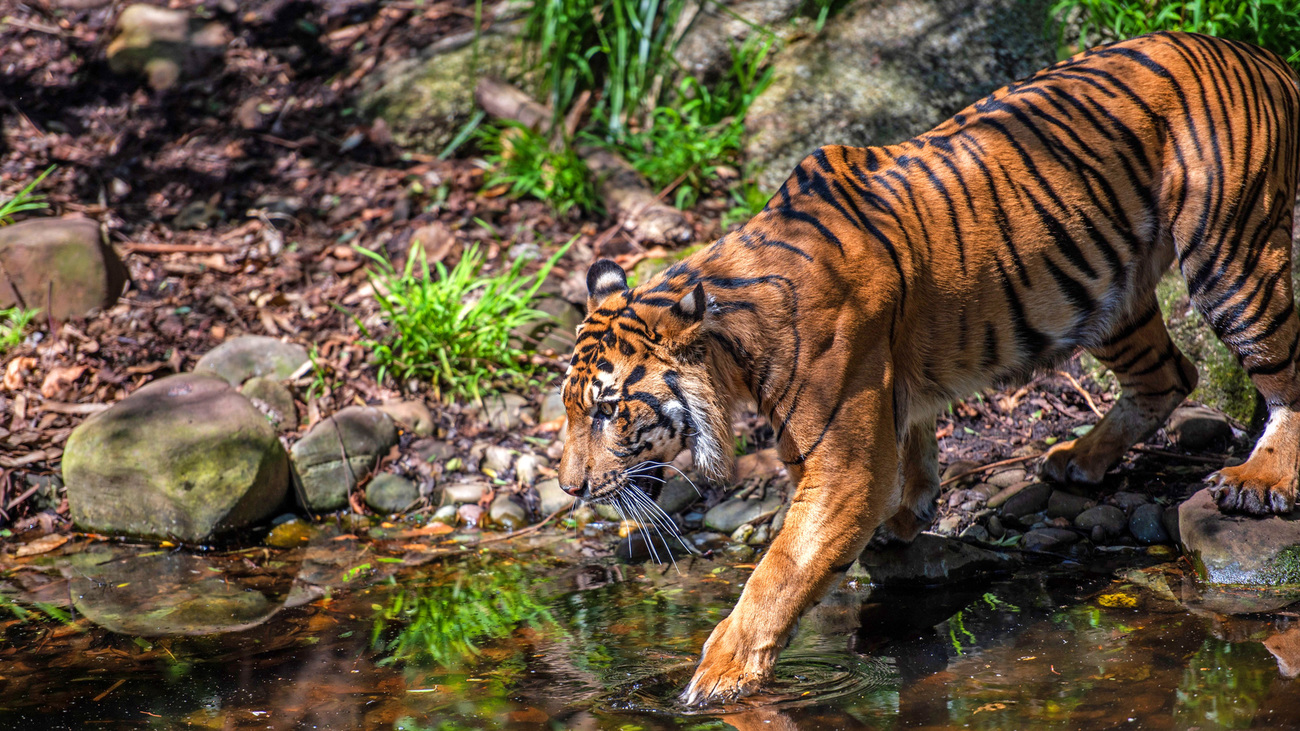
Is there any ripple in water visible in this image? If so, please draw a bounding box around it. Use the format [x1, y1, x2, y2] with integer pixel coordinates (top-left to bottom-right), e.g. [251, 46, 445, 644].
[600, 651, 898, 716]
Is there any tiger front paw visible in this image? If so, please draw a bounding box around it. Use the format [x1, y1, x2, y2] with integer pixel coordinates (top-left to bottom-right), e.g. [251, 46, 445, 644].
[1040, 439, 1110, 484]
[1209, 462, 1298, 515]
[679, 617, 777, 706]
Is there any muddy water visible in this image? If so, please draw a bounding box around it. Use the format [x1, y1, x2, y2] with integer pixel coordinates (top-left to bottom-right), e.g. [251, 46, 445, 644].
[2, 535, 1298, 730]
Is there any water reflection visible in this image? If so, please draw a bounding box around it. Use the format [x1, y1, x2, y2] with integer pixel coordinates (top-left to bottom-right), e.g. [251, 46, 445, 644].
[2, 541, 1299, 729]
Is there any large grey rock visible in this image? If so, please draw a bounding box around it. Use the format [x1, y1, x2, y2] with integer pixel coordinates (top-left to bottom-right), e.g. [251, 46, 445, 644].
[359, 33, 522, 153]
[63, 373, 289, 542]
[1167, 405, 1234, 452]
[0, 218, 127, 321]
[703, 495, 783, 534]
[195, 335, 309, 386]
[1180, 488, 1300, 585]
[290, 406, 398, 512]
[854, 533, 1017, 586]
[743, 0, 1055, 191]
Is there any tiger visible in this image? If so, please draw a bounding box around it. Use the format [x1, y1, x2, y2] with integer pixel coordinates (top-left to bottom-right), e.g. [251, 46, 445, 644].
[557, 31, 1300, 704]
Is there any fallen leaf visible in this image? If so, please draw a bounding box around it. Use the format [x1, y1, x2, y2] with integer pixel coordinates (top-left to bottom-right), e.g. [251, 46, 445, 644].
[3, 357, 37, 391]
[40, 365, 88, 400]
[393, 523, 454, 539]
[14, 533, 70, 557]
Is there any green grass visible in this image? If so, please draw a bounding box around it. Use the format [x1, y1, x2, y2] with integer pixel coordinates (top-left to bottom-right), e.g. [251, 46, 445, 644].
[355, 241, 567, 401]
[1052, 0, 1300, 67]
[0, 306, 40, 355]
[479, 123, 600, 215]
[0, 166, 54, 225]
[489, 0, 777, 214]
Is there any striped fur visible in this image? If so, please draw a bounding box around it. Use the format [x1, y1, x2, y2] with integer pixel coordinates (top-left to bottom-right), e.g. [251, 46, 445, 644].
[557, 32, 1300, 704]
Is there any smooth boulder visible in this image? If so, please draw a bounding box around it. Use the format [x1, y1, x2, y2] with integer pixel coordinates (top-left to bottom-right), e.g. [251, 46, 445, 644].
[1167, 405, 1234, 452]
[290, 406, 398, 512]
[1179, 487, 1300, 585]
[195, 335, 309, 385]
[703, 495, 783, 534]
[0, 218, 127, 321]
[63, 373, 289, 541]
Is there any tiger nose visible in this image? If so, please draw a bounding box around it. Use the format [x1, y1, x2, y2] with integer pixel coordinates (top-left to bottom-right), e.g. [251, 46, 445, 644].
[562, 478, 589, 497]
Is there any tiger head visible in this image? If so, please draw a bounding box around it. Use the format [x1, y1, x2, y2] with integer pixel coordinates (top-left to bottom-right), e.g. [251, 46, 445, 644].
[558, 259, 734, 505]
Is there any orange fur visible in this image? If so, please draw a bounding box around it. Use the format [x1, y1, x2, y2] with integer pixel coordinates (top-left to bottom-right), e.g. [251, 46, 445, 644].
[559, 32, 1300, 704]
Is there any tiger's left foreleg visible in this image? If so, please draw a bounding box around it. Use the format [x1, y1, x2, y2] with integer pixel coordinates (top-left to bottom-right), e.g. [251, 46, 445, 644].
[681, 364, 899, 705]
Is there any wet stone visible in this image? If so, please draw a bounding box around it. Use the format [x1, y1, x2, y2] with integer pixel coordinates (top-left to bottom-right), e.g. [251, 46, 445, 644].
[987, 481, 1036, 509]
[1162, 505, 1181, 544]
[1047, 490, 1095, 520]
[195, 335, 309, 386]
[265, 519, 317, 548]
[365, 474, 419, 514]
[1075, 505, 1126, 537]
[856, 533, 1018, 586]
[535, 478, 574, 516]
[1107, 491, 1151, 513]
[430, 504, 460, 525]
[959, 524, 990, 542]
[1021, 527, 1081, 552]
[489, 494, 526, 531]
[703, 495, 783, 534]
[290, 406, 397, 512]
[999, 483, 1052, 517]
[986, 515, 1005, 539]
[656, 476, 699, 515]
[442, 479, 489, 505]
[1130, 503, 1171, 545]
[458, 503, 485, 527]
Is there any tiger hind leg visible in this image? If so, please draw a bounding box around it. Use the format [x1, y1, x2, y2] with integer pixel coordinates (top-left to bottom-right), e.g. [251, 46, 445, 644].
[1042, 299, 1198, 484]
[871, 416, 940, 545]
[1189, 221, 1300, 515]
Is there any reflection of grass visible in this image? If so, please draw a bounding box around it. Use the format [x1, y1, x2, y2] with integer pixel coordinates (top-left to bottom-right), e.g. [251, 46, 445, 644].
[0, 593, 77, 625]
[372, 561, 557, 669]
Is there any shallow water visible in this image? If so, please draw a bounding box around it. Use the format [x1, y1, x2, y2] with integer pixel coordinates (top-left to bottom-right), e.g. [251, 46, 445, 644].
[2, 534, 1299, 730]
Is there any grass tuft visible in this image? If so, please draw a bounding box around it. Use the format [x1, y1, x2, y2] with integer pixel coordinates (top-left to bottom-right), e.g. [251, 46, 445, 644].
[355, 241, 568, 401]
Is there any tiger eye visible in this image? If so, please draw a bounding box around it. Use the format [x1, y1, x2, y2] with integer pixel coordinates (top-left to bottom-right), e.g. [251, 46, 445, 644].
[598, 402, 616, 418]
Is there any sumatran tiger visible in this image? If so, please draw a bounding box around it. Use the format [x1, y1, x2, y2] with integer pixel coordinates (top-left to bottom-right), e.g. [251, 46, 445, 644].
[557, 31, 1300, 704]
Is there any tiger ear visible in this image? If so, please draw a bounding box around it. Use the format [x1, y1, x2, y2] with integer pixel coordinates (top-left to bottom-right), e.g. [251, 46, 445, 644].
[662, 282, 708, 345]
[586, 259, 628, 312]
